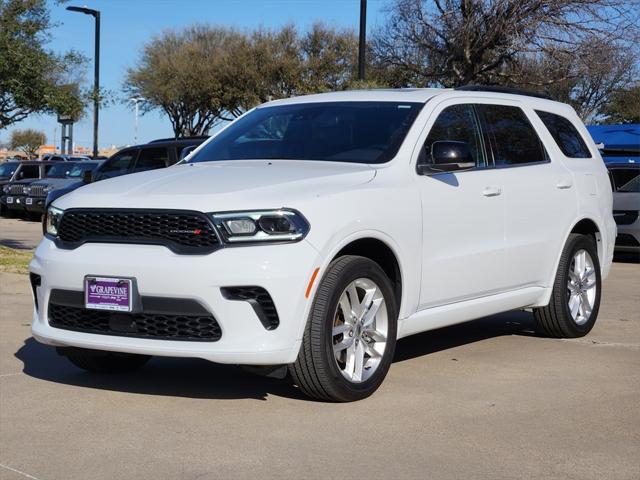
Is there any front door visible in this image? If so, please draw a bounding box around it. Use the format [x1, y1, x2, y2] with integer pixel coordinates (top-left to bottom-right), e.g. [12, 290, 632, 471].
[416, 102, 508, 308]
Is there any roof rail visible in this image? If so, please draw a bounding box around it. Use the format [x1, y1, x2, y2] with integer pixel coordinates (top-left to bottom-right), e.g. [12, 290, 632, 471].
[148, 135, 210, 144]
[454, 85, 553, 100]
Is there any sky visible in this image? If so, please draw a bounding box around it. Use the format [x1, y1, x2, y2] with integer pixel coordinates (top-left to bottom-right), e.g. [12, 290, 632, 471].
[1, 0, 389, 151]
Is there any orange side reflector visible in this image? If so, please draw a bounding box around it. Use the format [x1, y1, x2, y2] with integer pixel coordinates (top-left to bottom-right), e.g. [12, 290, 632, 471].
[305, 267, 320, 299]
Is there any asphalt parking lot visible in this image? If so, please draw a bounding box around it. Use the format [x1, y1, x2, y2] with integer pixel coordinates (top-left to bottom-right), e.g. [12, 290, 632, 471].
[1, 218, 639, 479]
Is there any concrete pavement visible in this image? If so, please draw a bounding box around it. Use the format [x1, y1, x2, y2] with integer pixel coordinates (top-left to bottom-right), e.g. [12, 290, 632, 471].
[0, 218, 42, 250]
[1, 262, 639, 479]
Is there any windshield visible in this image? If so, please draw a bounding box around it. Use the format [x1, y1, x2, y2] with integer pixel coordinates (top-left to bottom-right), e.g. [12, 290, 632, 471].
[68, 163, 98, 177]
[188, 102, 424, 165]
[0, 163, 18, 177]
[46, 163, 75, 178]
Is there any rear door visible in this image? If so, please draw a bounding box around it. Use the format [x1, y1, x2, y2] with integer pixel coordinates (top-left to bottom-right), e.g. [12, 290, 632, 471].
[478, 103, 576, 289]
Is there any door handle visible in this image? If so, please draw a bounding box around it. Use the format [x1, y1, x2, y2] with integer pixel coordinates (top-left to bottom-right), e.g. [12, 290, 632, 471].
[482, 186, 502, 197]
[556, 180, 573, 189]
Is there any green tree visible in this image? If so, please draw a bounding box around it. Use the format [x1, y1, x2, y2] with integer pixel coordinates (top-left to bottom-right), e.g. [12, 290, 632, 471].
[10, 128, 45, 158]
[600, 85, 640, 124]
[0, 0, 86, 129]
[124, 24, 362, 137]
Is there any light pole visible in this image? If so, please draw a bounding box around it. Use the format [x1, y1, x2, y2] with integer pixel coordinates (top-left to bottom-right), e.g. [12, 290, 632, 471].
[130, 97, 144, 144]
[66, 6, 100, 158]
[358, 0, 367, 80]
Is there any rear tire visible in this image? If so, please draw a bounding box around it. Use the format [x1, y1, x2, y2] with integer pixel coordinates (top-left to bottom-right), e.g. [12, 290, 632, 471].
[60, 347, 151, 373]
[289, 255, 398, 402]
[533, 234, 601, 338]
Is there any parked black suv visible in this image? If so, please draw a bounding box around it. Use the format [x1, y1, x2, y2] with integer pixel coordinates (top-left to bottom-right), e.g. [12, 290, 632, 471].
[45, 137, 208, 207]
[1, 161, 63, 217]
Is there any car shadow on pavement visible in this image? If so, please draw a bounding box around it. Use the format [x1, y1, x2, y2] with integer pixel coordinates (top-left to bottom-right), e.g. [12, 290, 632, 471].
[15, 310, 538, 401]
[394, 310, 538, 363]
[0, 238, 35, 250]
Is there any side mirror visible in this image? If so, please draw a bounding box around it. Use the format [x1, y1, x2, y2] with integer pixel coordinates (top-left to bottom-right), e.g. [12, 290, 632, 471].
[82, 170, 93, 183]
[179, 145, 196, 162]
[417, 141, 476, 175]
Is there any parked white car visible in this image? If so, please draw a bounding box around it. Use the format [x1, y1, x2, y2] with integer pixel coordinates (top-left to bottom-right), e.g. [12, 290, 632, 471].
[30, 87, 616, 401]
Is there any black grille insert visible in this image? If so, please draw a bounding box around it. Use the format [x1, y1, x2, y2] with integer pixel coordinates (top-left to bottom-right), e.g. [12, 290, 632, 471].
[56, 209, 219, 254]
[48, 290, 221, 342]
[221, 286, 279, 330]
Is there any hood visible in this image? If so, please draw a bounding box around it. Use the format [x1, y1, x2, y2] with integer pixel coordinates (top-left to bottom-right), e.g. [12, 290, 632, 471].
[54, 160, 377, 211]
[30, 177, 82, 189]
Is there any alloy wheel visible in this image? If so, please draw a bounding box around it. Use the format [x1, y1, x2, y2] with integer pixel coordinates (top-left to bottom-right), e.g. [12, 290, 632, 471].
[332, 278, 389, 383]
[567, 249, 597, 326]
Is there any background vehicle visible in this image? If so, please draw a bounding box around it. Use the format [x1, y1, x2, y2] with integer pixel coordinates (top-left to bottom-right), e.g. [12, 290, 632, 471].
[45, 137, 208, 207]
[0, 161, 21, 216]
[93, 137, 207, 181]
[31, 88, 615, 402]
[42, 154, 92, 162]
[607, 162, 640, 256]
[25, 161, 104, 216]
[1, 161, 63, 218]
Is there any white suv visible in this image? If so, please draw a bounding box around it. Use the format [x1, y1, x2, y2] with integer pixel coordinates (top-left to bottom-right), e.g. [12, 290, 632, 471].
[31, 87, 616, 401]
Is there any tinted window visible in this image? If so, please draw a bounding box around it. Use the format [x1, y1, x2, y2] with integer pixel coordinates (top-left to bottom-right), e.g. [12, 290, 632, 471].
[17, 165, 39, 179]
[423, 104, 486, 167]
[189, 102, 423, 164]
[46, 163, 74, 178]
[133, 148, 168, 172]
[0, 163, 18, 177]
[609, 168, 640, 192]
[67, 163, 100, 178]
[97, 150, 137, 179]
[479, 105, 547, 166]
[536, 111, 591, 158]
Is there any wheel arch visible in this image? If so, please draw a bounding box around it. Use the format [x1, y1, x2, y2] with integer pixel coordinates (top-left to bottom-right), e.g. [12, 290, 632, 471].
[332, 237, 403, 311]
[570, 217, 603, 265]
[538, 216, 604, 308]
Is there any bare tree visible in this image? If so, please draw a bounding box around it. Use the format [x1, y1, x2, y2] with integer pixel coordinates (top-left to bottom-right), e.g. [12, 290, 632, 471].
[10, 129, 45, 159]
[371, 0, 639, 89]
[505, 37, 637, 121]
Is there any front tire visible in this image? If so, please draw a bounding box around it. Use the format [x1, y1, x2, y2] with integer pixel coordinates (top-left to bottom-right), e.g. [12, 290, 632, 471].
[59, 347, 151, 373]
[534, 234, 602, 338]
[290, 255, 398, 402]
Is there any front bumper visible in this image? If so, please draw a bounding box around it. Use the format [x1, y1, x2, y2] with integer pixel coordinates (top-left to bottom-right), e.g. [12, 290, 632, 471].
[24, 196, 46, 213]
[3, 195, 27, 211]
[30, 238, 322, 364]
[615, 219, 640, 253]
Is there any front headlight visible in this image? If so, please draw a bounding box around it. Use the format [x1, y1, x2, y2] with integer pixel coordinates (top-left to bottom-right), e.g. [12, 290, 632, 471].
[45, 206, 64, 237]
[210, 209, 309, 244]
[3, 185, 10, 194]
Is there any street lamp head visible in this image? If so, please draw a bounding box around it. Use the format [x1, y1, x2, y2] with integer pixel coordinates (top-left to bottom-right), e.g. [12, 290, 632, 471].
[66, 6, 99, 16]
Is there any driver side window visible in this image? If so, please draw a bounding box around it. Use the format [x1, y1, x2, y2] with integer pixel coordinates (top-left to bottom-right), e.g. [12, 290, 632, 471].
[423, 104, 486, 168]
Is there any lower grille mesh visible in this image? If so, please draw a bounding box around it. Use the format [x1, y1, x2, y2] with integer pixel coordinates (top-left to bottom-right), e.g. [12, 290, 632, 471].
[48, 303, 222, 341]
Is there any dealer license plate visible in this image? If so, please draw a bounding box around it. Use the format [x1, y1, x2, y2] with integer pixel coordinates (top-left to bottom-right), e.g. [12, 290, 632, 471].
[85, 276, 133, 312]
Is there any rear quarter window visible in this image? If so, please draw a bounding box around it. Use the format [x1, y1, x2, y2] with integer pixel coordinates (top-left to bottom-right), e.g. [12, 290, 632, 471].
[536, 111, 592, 158]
